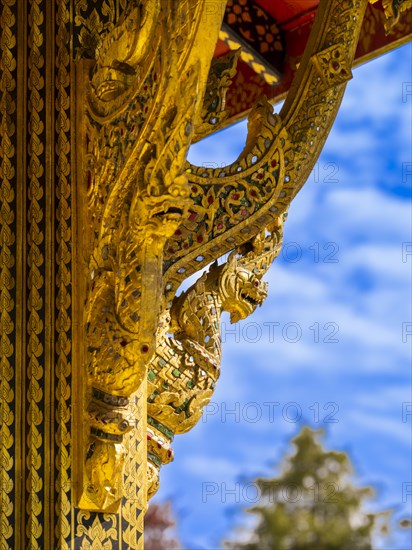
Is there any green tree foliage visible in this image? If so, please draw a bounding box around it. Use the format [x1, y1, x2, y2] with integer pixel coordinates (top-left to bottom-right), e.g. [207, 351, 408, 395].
[224, 426, 390, 550]
[144, 500, 183, 550]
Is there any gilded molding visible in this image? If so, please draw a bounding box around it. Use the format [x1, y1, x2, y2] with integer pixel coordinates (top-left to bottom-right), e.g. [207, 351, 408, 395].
[26, 0, 46, 546]
[0, 0, 17, 545]
[55, 0, 73, 545]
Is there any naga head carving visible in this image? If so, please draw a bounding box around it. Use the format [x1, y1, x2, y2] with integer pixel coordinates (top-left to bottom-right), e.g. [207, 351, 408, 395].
[129, 175, 191, 241]
[219, 215, 285, 323]
[219, 255, 268, 323]
[90, 0, 161, 105]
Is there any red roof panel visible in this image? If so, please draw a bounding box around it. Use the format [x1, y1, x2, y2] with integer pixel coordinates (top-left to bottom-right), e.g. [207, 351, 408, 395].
[258, 0, 319, 25]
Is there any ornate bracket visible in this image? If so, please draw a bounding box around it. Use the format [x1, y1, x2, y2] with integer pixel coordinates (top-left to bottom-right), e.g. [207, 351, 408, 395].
[75, 0, 372, 511]
[75, 0, 226, 511]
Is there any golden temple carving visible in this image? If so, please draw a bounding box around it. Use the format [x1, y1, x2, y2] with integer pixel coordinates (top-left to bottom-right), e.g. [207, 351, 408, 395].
[76, 0, 227, 512]
[74, 0, 376, 512]
[1, 0, 410, 547]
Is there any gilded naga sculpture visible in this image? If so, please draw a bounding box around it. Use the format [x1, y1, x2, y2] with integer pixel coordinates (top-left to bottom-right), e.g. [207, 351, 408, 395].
[146, 218, 285, 497]
[74, 0, 392, 511]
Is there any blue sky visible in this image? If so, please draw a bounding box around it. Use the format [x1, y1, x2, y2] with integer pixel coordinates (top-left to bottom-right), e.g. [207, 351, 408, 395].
[154, 42, 412, 549]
